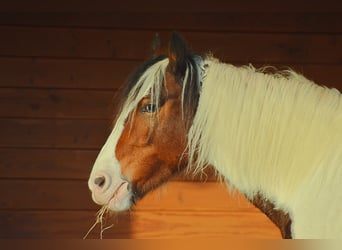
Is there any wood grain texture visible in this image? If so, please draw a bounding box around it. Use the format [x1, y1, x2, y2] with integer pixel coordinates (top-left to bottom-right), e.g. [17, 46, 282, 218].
[0, 118, 109, 148]
[1, 0, 341, 12]
[0, 210, 280, 238]
[0, 179, 96, 210]
[0, 88, 116, 119]
[0, 148, 97, 179]
[0, 182, 280, 238]
[1, 12, 342, 33]
[0, 210, 132, 238]
[1, 27, 341, 64]
[128, 210, 280, 239]
[0, 57, 137, 89]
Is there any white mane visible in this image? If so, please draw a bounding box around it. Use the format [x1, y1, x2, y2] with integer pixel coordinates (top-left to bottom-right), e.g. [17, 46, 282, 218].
[188, 57, 342, 238]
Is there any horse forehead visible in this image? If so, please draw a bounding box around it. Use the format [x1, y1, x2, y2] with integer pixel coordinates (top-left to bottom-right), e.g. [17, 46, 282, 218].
[165, 72, 182, 96]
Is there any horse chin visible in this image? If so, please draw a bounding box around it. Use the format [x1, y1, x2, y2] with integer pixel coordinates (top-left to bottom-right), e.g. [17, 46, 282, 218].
[106, 182, 133, 212]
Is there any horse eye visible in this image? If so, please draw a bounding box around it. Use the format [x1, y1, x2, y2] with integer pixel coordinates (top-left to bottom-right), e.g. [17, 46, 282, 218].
[141, 103, 157, 113]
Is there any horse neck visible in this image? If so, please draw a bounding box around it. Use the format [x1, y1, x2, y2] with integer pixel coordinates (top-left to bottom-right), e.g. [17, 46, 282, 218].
[188, 58, 342, 203]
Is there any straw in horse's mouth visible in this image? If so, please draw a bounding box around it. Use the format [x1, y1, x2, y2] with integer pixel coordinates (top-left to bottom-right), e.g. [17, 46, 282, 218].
[83, 205, 113, 239]
[83, 182, 128, 239]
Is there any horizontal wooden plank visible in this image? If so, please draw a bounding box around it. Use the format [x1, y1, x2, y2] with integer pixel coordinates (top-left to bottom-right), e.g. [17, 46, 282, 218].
[0, 210, 280, 238]
[1, 27, 342, 63]
[137, 182, 254, 212]
[0, 0, 341, 12]
[1, 58, 341, 89]
[0, 88, 117, 119]
[0, 26, 152, 60]
[0, 57, 138, 89]
[0, 181, 250, 211]
[0, 179, 97, 210]
[129, 210, 280, 238]
[1, 12, 342, 33]
[0, 118, 110, 148]
[0, 148, 97, 179]
[0, 210, 132, 238]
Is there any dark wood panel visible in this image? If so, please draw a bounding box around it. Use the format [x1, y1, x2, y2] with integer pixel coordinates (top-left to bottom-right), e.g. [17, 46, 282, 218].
[0, 179, 97, 210]
[0, 148, 97, 179]
[0, 0, 341, 12]
[0, 119, 110, 148]
[292, 64, 342, 90]
[0, 58, 138, 89]
[1, 12, 342, 33]
[0, 181, 246, 211]
[0, 88, 116, 119]
[0, 58, 341, 90]
[1, 27, 342, 63]
[189, 32, 342, 64]
[0, 210, 132, 238]
[0, 26, 152, 60]
[0, 210, 280, 238]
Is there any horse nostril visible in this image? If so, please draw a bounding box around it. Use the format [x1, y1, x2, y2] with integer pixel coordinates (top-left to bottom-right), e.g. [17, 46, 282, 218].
[94, 176, 106, 188]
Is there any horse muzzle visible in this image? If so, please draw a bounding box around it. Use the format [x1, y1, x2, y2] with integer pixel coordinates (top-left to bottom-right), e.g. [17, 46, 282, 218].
[88, 171, 133, 211]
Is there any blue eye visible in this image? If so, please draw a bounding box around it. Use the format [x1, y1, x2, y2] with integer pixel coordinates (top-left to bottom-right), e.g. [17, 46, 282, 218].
[141, 103, 157, 113]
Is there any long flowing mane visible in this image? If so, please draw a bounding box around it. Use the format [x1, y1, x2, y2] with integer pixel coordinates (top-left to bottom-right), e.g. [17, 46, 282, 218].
[188, 58, 342, 238]
[189, 58, 342, 194]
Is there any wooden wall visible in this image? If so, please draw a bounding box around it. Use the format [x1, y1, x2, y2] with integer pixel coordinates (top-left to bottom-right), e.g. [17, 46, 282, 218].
[1, 1, 342, 238]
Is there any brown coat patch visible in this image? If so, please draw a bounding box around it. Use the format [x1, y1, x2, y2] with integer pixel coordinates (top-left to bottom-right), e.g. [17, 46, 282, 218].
[250, 193, 292, 238]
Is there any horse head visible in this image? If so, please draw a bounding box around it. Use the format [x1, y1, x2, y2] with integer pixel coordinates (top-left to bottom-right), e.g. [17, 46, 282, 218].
[88, 33, 202, 211]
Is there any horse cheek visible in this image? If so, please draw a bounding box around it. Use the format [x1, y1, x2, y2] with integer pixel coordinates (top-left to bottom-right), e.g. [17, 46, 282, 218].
[161, 122, 187, 172]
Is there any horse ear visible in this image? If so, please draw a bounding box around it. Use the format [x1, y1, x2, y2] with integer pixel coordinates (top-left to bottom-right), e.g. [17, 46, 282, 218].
[150, 33, 161, 58]
[168, 32, 191, 77]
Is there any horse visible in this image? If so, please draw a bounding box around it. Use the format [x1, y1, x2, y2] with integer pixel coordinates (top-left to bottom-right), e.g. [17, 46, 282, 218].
[87, 32, 342, 239]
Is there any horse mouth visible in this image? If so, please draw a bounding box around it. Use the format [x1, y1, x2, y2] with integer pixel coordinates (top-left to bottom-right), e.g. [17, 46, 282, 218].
[111, 181, 129, 200]
[107, 181, 132, 211]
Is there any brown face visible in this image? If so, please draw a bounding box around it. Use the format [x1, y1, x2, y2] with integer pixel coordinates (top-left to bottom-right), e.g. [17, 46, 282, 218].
[116, 71, 189, 200]
[88, 32, 197, 212]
